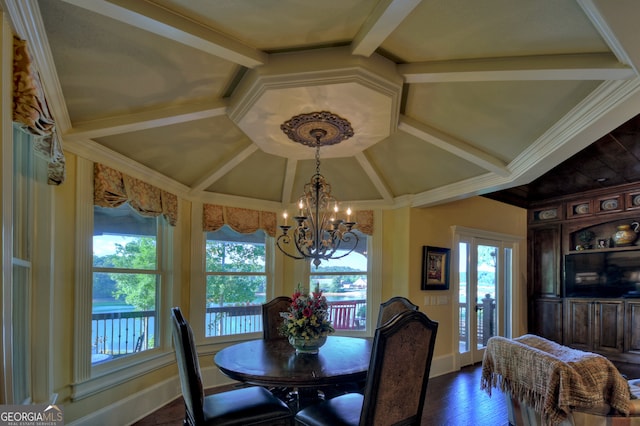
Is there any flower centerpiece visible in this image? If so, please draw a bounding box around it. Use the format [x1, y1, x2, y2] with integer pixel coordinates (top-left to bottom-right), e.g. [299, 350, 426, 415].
[280, 284, 334, 354]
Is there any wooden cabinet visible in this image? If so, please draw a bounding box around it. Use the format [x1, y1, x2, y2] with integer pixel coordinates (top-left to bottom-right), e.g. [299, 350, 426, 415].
[532, 298, 563, 343]
[564, 298, 624, 356]
[529, 225, 561, 297]
[528, 225, 562, 342]
[594, 300, 625, 355]
[564, 299, 592, 351]
[527, 182, 640, 363]
[626, 300, 640, 356]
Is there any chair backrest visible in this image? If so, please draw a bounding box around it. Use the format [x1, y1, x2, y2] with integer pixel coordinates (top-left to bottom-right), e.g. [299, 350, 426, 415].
[170, 307, 205, 425]
[377, 296, 419, 328]
[360, 309, 438, 426]
[329, 301, 358, 329]
[262, 296, 292, 340]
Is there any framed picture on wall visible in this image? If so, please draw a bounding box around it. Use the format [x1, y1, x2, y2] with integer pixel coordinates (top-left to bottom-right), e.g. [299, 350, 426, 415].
[421, 246, 450, 290]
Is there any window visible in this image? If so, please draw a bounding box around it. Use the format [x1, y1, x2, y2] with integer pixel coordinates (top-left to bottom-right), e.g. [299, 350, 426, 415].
[309, 230, 368, 331]
[204, 225, 267, 337]
[92, 203, 161, 363]
[12, 125, 34, 403]
[8, 124, 54, 404]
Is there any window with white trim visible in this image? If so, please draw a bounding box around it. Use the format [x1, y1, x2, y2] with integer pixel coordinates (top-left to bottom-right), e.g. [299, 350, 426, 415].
[204, 225, 267, 337]
[309, 230, 368, 332]
[91, 203, 162, 363]
[12, 125, 35, 403]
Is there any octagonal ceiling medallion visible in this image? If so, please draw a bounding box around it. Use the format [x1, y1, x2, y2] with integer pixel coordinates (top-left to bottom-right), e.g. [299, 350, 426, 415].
[229, 47, 403, 160]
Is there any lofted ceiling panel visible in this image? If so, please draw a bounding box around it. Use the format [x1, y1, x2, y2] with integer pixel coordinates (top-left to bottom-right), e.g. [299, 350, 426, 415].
[206, 150, 286, 202]
[381, 0, 609, 62]
[5, 0, 640, 211]
[405, 80, 602, 163]
[95, 116, 252, 187]
[151, 0, 377, 51]
[38, 0, 236, 122]
[366, 132, 487, 196]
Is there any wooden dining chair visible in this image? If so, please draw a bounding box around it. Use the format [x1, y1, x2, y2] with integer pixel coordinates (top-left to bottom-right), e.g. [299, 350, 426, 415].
[377, 296, 419, 328]
[295, 309, 438, 426]
[262, 296, 292, 340]
[170, 307, 293, 426]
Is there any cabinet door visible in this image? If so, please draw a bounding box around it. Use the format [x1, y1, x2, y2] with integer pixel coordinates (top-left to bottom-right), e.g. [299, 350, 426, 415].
[529, 226, 561, 297]
[593, 300, 624, 354]
[626, 301, 640, 355]
[532, 298, 563, 344]
[564, 299, 592, 351]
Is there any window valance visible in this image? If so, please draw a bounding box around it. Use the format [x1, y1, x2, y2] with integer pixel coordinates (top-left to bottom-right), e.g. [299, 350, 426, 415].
[203, 204, 374, 237]
[203, 204, 277, 237]
[94, 163, 178, 226]
[354, 210, 374, 235]
[13, 36, 65, 185]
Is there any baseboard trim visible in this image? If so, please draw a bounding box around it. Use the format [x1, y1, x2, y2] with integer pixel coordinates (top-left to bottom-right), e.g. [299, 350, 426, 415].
[430, 353, 457, 378]
[67, 376, 182, 426]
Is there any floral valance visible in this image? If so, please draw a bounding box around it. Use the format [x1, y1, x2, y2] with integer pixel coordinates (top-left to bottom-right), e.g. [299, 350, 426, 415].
[203, 204, 277, 237]
[13, 36, 65, 185]
[94, 163, 178, 226]
[354, 210, 374, 235]
[203, 204, 374, 237]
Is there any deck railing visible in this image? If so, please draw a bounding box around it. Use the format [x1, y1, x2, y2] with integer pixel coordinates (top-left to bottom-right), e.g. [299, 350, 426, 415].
[458, 294, 496, 351]
[92, 299, 368, 358]
[204, 299, 367, 337]
[92, 310, 154, 357]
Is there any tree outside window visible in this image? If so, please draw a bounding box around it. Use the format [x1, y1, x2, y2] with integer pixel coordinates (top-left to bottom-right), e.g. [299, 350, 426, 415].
[92, 204, 160, 361]
[205, 226, 267, 337]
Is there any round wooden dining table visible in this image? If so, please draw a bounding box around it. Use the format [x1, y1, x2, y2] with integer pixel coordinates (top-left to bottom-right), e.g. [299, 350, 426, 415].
[214, 336, 372, 388]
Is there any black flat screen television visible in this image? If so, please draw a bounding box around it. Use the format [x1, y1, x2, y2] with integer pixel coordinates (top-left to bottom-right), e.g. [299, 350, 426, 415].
[564, 250, 640, 298]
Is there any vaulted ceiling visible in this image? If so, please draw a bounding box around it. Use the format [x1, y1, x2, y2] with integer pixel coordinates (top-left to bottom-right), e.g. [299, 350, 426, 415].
[4, 0, 640, 211]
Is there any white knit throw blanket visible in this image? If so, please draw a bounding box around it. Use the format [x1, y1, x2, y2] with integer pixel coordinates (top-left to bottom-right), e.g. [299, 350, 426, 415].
[481, 334, 630, 426]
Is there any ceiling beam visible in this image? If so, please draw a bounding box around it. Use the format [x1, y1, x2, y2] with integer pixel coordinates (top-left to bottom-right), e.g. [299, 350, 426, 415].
[398, 115, 510, 177]
[62, 0, 267, 68]
[398, 53, 636, 83]
[354, 152, 394, 203]
[189, 144, 259, 194]
[577, 0, 635, 71]
[64, 100, 228, 141]
[351, 0, 422, 57]
[281, 159, 298, 207]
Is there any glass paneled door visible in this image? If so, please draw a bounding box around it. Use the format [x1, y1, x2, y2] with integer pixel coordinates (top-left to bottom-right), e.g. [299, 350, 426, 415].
[457, 236, 513, 366]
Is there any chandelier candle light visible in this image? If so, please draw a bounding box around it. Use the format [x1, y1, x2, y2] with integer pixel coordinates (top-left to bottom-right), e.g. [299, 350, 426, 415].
[277, 111, 359, 268]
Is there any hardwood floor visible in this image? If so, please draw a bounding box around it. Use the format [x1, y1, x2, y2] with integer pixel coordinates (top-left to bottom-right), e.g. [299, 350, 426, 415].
[132, 363, 509, 426]
[422, 364, 508, 426]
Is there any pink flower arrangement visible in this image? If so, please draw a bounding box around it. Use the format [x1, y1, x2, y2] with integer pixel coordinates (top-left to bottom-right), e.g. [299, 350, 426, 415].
[280, 284, 334, 339]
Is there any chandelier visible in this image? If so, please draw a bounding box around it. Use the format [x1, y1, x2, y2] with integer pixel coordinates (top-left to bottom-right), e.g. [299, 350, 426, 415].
[277, 111, 359, 268]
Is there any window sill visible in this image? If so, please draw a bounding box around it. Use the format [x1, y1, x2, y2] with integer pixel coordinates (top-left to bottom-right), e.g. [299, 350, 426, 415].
[71, 351, 174, 401]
